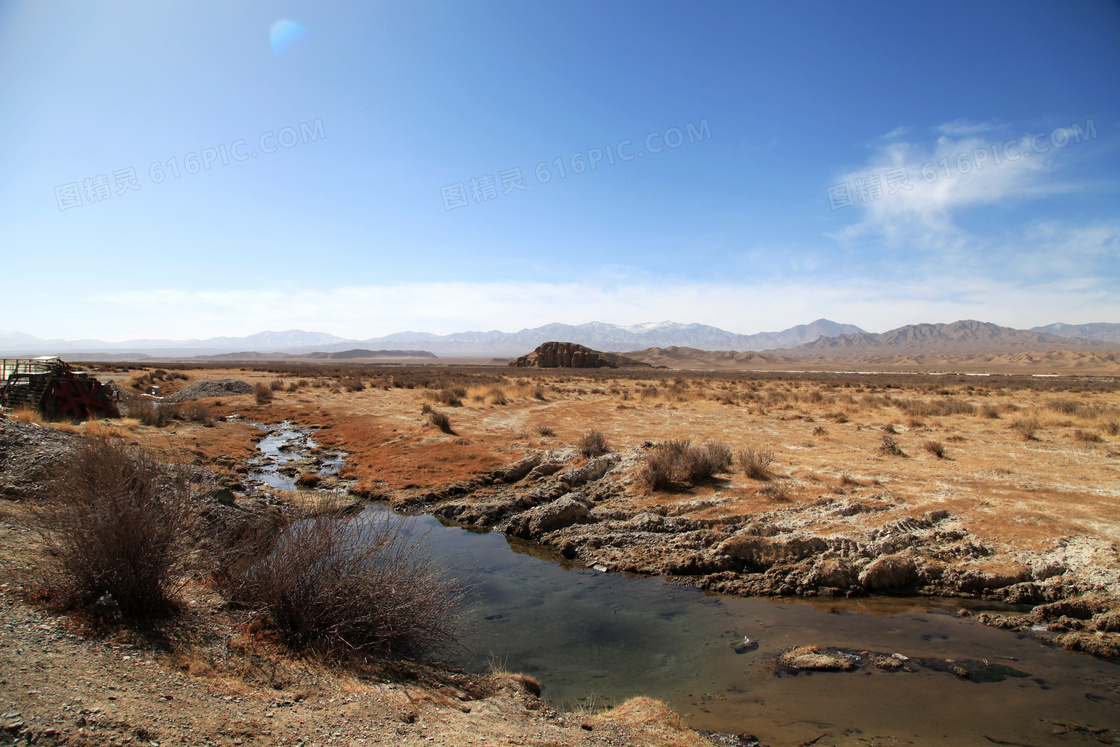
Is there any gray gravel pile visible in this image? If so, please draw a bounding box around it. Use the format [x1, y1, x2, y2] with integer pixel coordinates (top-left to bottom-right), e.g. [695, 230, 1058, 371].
[163, 378, 254, 402]
[0, 417, 74, 500]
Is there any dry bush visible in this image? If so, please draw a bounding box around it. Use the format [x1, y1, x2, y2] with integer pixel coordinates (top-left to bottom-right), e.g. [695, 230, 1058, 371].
[342, 377, 364, 393]
[636, 447, 677, 491]
[488, 386, 508, 405]
[254, 383, 274, 405]
[759, 482, 791, 501]
[176, 400, 213, 426]
[1047, 399, 1087, 417]
[432, 388, 464, 407]
[1102, 420, 1120, 437]
[579, 429, 611, 458]
[811, 425, 827, 437]
[536, 425, 555, 437]
[1011, 418, 1039, 441]
[981, 404, 1001, 419]
[269, 379, 284, 391]
[129, 397, 171, 427]
[638, 440, 732, 490]
[738, 448, 774, 480]
[420, 403, 433, 415]
[228, 512, 470, 659]
[878, 435, 907, 457]
[1073, 429, 1103, 443]
[36, 435, 196, 618]
[896, 397, 976, 418]
[428, 410, 454, 434]
[923, 440, 946, 459]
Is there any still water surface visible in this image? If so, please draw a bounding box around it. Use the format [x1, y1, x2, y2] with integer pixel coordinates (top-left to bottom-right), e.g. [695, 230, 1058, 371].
[253, 425, 1120, 744]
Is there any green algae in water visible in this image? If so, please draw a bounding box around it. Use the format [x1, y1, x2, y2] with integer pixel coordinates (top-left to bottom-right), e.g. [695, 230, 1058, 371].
[972, 663, 1032, 683]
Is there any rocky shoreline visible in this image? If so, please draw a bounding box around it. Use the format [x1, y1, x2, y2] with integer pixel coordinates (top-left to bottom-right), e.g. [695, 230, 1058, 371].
[365, 441, 1120, 660]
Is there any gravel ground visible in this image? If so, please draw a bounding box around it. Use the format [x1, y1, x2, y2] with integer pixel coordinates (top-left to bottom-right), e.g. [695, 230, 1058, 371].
[163, 379, 255, 403]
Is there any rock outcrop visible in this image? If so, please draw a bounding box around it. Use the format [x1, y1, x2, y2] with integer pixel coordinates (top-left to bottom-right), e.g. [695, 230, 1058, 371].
[508, 341, 651, 369]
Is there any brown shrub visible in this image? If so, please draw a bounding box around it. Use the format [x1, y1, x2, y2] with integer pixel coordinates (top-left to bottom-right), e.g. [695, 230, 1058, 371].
[638, 440, 731, 490]
[578, 430, 610, 458]
[255, 383, 274, 405]
[36, 435, 196, 618]
[923, 440, 946, 459]
[1011, 418, 1039, 441]
[879, 435, 907, 457]
[228, 512, 470, 659]
[738, 448, 774, 480]
[428, 410, 454, 434]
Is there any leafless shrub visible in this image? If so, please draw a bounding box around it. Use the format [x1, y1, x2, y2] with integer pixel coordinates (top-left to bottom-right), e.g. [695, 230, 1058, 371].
[428, 410, 454, 434]
[255, 383, 273, 405]
[579, 429, 610, 458]
[878, 435, 907, 457]
[433, 388, 464, 407]
[636, 445, 678, 491]
[760, 482, 790, 501]
[36, 435, 196, 618]
[1073, 429, 1103, 443]
[1048, 399, 1087, 417]
[488, 386, 508, 405]
[883, 423, 898, 434]
[342, 377, 364, 393]
[130, 398, 171, 427]
[1011, 418, 1039, 441]
[738, 448, 774, 480]
[536, 425, 555, 437]
[923, 440, 946, 459]
[1102, 420, 1120, 437]
[420, 403, 433, 415]
[176, 400, 213, 426]
[981, 404, 1001, 419]
[811, 425, 828, 437]
[228, 512, 470, 659]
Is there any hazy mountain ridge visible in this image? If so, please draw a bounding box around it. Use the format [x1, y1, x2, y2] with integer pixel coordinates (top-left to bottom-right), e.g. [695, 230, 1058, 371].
[0, 320, 864, 357]
[1030, 322, 1120, 344]
[779, 320, 1115, 356]
[3, 319, 1116, 358]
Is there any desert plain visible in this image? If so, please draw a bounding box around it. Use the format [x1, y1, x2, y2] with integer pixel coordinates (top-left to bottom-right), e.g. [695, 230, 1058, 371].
[2, 357, 1119, 746]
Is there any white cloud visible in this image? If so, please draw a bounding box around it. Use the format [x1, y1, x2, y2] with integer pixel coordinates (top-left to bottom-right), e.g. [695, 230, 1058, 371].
[829, 120, 1100, 265]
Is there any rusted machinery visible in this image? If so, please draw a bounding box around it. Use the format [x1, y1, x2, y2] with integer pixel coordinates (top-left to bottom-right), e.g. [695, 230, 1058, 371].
[0, 357, 120, 420]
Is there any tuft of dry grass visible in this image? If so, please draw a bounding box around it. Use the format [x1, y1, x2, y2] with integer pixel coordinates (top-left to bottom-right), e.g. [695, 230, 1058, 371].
[638, 440, 731, 490]
[428, 410, 454, 434]
[878, 434, 907, 457]
[923, 439, 946, 459]
[254, 383, 274, 405]
[1010, 417, 1039, 441]
[578, 429, 611, 458]
[738, 447, 774, 480]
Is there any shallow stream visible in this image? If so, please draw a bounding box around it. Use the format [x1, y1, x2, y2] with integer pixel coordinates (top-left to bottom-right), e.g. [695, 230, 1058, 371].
[255, 427, 1120, 744]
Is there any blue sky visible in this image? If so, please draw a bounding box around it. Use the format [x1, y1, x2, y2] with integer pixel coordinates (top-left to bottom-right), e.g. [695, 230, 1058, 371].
[1, 1, 1118, 340]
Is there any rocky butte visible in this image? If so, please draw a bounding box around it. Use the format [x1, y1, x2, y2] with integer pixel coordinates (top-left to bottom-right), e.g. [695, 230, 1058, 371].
[508, 341, 652, 369]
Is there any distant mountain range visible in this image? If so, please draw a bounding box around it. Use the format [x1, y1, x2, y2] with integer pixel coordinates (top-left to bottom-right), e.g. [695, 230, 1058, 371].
[0, 319, 864, 357]
[1, 319, 1117, 358]
[1030, 322, 1120, 344]
[775, 320, 1116, 356]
